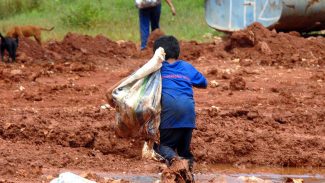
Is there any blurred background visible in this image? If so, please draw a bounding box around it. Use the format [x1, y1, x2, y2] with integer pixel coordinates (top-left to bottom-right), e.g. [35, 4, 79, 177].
[0, 0, 222, 42]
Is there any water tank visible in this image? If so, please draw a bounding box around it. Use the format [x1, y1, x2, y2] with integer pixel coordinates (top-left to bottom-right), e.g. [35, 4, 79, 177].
[205, 0, 325, 32]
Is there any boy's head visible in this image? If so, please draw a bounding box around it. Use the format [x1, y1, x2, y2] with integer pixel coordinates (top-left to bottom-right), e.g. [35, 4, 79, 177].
[153, 35, 180, 60]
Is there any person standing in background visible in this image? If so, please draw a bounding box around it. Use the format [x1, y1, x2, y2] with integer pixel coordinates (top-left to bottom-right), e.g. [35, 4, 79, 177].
[135, 0, 176, 50]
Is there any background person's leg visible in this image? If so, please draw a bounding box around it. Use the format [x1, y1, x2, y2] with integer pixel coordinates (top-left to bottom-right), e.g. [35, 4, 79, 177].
[139, 8, 150, 50]
[150, 3, 161, 31]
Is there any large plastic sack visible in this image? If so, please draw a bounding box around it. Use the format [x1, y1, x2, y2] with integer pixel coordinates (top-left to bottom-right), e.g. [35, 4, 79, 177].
[111, 48, 165, 140]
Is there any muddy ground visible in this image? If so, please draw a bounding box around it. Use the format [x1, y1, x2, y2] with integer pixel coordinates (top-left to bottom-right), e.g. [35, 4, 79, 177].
[0, 23, 324, 182]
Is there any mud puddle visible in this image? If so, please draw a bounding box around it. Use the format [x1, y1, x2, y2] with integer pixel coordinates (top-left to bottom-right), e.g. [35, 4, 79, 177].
[193, 165, 325, 183]
[97, 172, 325, 183]
[92, 172, 325, 183]
[49, 165, 325, 183]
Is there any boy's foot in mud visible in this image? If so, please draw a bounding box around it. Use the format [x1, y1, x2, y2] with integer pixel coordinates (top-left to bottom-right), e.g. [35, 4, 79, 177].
[161, 158, 194, 183]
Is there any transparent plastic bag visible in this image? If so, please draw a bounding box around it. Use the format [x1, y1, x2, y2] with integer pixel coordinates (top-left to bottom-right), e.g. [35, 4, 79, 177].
[111, 48, 165, 140]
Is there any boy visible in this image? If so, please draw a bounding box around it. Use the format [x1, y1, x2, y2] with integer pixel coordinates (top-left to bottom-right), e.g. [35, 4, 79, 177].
[153, 36, 207, 181]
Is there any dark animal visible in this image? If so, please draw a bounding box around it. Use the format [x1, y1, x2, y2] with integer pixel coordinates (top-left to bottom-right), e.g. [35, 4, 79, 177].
[0, 33, 19, 62]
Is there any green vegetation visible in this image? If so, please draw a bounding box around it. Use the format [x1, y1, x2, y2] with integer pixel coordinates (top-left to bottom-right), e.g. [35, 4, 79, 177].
[0, 0, 41, 19]
[0, 0, 221, 43]
[61, 1, 103, 28]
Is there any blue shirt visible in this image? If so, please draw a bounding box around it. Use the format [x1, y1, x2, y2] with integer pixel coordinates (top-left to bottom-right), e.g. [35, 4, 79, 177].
[160, 60, 207, 129]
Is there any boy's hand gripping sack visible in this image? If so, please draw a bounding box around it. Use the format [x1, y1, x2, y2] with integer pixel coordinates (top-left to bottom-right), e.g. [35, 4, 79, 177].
[111, 48, 165, 140]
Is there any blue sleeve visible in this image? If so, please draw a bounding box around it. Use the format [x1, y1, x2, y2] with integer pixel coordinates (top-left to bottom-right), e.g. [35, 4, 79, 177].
[183, 62, 208, 88]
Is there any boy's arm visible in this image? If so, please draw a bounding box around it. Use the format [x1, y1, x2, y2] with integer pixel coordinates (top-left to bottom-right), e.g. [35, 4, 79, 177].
[185, 63, 208, 88]
[191, 71, 208, 89]
[165, 0, 176, 16]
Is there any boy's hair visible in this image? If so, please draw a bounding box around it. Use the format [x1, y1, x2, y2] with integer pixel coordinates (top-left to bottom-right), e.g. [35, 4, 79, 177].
[153, 35, 180, 60]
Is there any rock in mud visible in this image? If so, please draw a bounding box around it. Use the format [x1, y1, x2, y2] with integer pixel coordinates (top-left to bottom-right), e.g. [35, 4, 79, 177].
[229, 77, 246, 91]
[208, 106, 220, 117]
[237, 176, 272, 183]
[210, 80, 220, 88]
[10, 69, 23, 76]
[29, 71, 42, 81]
[206, 67, 218, 76]
[247, 110, 259, 120]
[285, 177, 304, 183]
[221, 71, 231, 80]
[257, 41, 272, 55]
[239, 58, 253, 67]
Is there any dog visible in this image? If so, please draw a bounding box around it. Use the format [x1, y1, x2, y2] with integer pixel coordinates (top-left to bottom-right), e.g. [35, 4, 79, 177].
[0, 33, 19, 62]
[6, 25, 54, 45]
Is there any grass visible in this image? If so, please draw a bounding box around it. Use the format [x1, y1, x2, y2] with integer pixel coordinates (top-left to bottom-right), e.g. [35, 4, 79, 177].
[0, 0, 221, 44]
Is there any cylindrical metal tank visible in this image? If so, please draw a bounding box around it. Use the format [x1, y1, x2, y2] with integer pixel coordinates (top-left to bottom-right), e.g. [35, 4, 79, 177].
[205, 0, 325, 32]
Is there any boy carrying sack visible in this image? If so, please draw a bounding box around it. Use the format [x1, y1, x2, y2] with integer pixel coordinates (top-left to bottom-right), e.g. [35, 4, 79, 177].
[107, 36, 207, 183]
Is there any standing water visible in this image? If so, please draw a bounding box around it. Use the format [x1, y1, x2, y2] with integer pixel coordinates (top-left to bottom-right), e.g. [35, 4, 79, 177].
[95, 164, 325, 183]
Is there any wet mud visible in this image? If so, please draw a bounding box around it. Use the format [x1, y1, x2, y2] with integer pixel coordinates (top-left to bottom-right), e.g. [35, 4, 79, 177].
[0, 23, 324, 182]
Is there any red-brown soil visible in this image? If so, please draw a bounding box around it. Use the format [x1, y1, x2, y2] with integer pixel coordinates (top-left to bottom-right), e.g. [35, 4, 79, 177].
[0, 23, 324, 182]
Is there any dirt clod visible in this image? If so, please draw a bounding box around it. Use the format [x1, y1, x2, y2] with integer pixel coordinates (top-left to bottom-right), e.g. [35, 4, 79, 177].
[229, 77, 246, 91]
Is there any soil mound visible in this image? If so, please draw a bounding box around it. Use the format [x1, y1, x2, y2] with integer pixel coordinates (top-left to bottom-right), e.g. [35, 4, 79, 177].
[46, 33, 137, 61]
[225, 22, 325, 67]
[15, 33, 138, 62]
[14, 27, 325, 68]
[17, 38, 45, 60]
[147, 28, 165, 48]
[226, 22, 272, 48]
